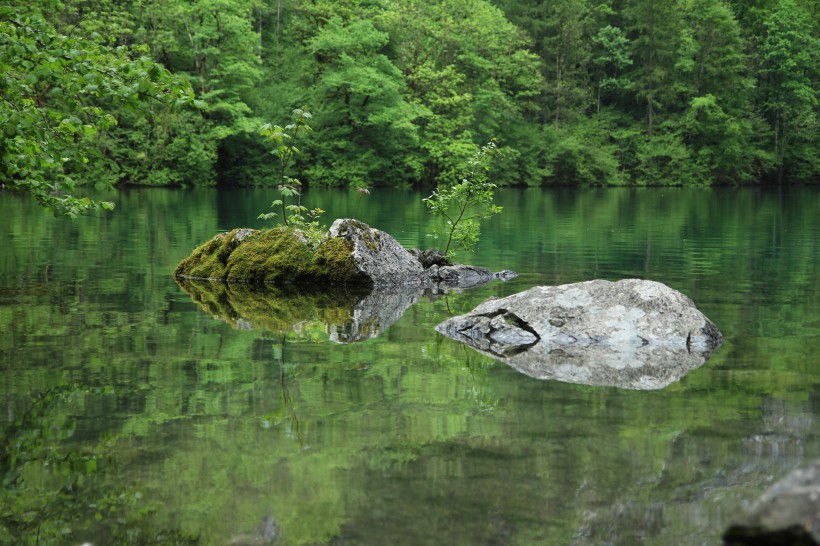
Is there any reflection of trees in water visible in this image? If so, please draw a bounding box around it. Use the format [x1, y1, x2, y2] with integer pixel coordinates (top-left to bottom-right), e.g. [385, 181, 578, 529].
[460, 344, 501, 415]
[275, 335, 305, 449]
[568, 397, 817, 546]
[229, 514, 279, 546]
[0, 386, 199, 545]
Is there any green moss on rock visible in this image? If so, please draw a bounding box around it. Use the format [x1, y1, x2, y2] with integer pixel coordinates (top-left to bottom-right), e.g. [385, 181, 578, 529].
[174, 227, 370, 287]
[174, 228, 256, 280]
[226, 228, 314, 284]
[314, 237, 367, 284]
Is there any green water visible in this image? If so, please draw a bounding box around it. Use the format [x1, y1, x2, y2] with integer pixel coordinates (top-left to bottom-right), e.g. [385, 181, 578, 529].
[1, 186, 818, 545]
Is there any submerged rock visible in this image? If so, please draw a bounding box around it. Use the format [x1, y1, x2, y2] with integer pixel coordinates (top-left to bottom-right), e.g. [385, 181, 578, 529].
[174, 219, 514, 291]
[724, 460, 820, 545]
[428, 264, 493, 287]
[435, 279, 723, 389]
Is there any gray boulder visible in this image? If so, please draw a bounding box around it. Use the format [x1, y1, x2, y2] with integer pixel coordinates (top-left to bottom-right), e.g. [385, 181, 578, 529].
[435, 279, 723, 390]
[724, 460, 820, 545]
[330, 219, 516, 290]
[428, 264, 494, 287]
[329, 218, 427, 288]
[426, 264, 518, 291]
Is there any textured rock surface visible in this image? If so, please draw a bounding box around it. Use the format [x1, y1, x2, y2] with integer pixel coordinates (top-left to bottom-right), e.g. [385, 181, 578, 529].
[328, 219, 427, 288]
[436, 279, 723, 389]
[173, 226, 364, 285]
[428, 264, 493, 287]
[724, 460, 820, 545]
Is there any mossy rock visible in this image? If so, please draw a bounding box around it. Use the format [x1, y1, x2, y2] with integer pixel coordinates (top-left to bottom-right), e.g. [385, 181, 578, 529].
[313, 236, 368, 284]
[173, 228, 255, 280]
[174, 227, 369, 286]
[225, 228, 314, 284]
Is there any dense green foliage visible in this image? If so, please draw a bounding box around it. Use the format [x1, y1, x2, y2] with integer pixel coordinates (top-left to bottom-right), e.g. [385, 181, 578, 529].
[1, 0, 817, 210]
[0, 5, 196, 216]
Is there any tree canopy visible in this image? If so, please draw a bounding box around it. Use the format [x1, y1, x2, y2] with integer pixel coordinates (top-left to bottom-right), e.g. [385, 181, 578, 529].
[0, 6, 196, 216]
[1, 0, 817, 214]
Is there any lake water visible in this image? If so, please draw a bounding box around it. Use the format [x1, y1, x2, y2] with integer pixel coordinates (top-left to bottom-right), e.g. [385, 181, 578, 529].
[1, 186, 818, 545]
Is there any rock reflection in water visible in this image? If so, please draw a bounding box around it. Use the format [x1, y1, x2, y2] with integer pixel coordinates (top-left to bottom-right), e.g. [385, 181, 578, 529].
[328, 286, 423, 343]
[475, 342, 715, 390]
[569, 405, 814, 546]
[175, 278, 422, 343]
[229, 515, 279, 545]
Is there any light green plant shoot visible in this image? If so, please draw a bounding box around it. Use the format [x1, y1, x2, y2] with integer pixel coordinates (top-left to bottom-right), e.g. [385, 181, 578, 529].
[259, 108, 313, 227]
[424, 141, 502, 256]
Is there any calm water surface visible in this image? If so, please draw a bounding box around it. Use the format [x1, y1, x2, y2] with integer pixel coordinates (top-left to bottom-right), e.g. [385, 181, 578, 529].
[1, 187, 818, 545]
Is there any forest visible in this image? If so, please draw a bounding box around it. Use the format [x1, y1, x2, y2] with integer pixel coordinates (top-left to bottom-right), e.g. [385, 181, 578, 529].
[1, 0, 818, 215]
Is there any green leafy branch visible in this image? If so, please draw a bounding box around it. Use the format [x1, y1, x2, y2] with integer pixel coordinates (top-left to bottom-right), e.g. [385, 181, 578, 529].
[424, 141, 502, 256]
[0, 10, 196, 217]
[259, 108, 313, 227]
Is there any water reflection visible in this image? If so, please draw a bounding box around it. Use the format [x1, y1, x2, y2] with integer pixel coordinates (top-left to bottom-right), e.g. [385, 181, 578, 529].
[1, 187, 818, 545]
[229, 515, 279, 545]
[175, 278, 426, 343]
[451, 339, 718, 390]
